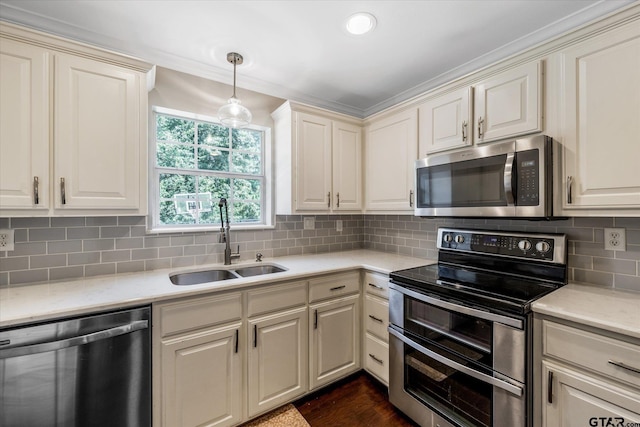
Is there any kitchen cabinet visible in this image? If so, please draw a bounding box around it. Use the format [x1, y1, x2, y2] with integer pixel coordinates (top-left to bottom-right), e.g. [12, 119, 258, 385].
[0, 23, 151, 217]
[308, 272, 361, 390]
[272, 101, 362, 214]
[539, 319, 640, 427]
[362, 271, 390, 385]
[417, 87, 472, 156]
[558, 21, 640, 211]
[364, 108, 418, 211]
[247, 281, 308, 418]
[474, 61, 542, 144]
[154, 293, 243, 427]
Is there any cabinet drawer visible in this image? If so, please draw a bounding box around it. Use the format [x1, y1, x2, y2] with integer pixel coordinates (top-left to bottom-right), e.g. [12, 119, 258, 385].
[158, 292, 242, 337]
[363, 271, 389, 298]
[247, 280, 307, 317]
[309, 271, 359, 303]
[364, 333, 389, 385]
[543, 320, 640, 388]
[365, 294, 389, 341]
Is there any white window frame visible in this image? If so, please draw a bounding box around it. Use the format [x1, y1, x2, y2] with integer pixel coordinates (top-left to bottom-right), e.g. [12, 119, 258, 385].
[149, 106, 273, 233]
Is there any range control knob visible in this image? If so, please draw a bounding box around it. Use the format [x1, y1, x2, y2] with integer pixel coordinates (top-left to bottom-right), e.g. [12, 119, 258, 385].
[455, 235, 465, 244]
[443, 234, 453, 243]
[536, 241, 551, 253]
[518, 240, 532, 251]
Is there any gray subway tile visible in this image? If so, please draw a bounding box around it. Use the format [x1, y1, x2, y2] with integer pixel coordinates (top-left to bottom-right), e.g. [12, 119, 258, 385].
[145, 258, 172, 271]
[85, 263, 116, 277]
[132, 248, 159, 260]
[48, 240, 82, 254]
[130, 226, 147, 237]
[614, 274, 640, 292]
[615, 217, 640, 229]
[50, 266, 84, 281]
[30, 254, 66, 268]
[573, 269, 613, 287]
[68, 252, 100, 266]
[195, 234, 217, 245]
[116, 261, 145, 274]
[83, 239, 115, 251]
[116, 238, 144, 250]
[0, 257, 29, 272]
[30, 228, 66, 242]
[0, 218, 8, 228]
[184, 245, 206, 256]
[14, 229, 28, 243]
[10, 269, 48, 284]
[159, 246, 183, 258]
[0, 272, 8, 286]
[145, 236, 171, 248]
[51, 217, 86, 227]
[11, 217, 50, 228]
[118, 216, 146, 226]
[593, 257, 637, 275]
[568, 254, 592, 270]
[171, 236, 194, 246]
[101, 250, 131, 262]
[67, 227, 100, 239]
[9, 242, 47, 256]
[573, 217, 614, 228]
[86, 217, 117, 226]
[171, 256, 195, 268]
[101, 226, 130, 238]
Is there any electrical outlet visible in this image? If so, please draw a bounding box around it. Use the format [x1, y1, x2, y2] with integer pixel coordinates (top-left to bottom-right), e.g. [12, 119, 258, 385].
[0, 229, 15, 252]
[303, 217, 315, 230]
[604, 228, 626, 251]
[336, 220, 343, 232]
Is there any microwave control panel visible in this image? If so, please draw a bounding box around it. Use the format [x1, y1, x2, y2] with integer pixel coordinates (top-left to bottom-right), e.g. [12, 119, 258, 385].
[437, 228, 566, 262]
[515, 149, 539, 206]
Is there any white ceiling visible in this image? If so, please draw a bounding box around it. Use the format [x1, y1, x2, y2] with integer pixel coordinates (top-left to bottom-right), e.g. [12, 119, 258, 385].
[0, 0, 635, 117]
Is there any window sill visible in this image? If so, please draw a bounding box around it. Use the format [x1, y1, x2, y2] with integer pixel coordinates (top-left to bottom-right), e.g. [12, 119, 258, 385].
[147, 223, 275, 234]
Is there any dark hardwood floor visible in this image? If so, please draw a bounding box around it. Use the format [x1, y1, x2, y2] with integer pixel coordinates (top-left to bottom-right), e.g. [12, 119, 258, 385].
[294, 372, 418, 427]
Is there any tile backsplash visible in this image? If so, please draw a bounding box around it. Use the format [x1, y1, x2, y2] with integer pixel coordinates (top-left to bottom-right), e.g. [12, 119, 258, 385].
[1, 215, 639, 292]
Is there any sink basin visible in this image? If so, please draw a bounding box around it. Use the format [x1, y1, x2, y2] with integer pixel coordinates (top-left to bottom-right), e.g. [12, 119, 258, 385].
[170, 269, 239, 286]
[232, 264, 287, 277]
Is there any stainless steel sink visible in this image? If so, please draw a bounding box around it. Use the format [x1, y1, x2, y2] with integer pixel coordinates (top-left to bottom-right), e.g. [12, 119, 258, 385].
[233, 264, 287, 277]
[169, 269, 239, 286]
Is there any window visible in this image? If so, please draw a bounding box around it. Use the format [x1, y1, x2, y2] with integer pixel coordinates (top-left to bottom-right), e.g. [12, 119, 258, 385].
[150, 107, 272, 231]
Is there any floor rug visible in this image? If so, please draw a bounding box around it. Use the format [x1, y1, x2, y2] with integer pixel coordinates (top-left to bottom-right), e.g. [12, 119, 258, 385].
[241, 404, 310, 427]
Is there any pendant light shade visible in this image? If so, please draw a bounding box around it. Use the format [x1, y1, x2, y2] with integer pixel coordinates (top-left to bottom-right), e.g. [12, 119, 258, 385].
[218, 52, 252, 128]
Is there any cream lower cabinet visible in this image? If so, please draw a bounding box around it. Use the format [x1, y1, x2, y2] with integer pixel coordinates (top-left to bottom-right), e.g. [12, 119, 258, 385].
[247, 281, 308, 418]
[362, 271, 390, 385]
[155, 293, 244, 427]
[538, 318, 640, 427]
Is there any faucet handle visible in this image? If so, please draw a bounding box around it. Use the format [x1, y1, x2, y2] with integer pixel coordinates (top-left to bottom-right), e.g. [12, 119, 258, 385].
[256, 253, 263, 262]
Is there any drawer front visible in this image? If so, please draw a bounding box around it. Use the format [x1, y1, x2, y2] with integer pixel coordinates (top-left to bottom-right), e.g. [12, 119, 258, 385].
[159, 292, 242, 337]
[363, 271, 389, 298]
[309, 271, 360, 303]
[365, 294, 389, 342]
[433, 412, 455, 427]
[364, 333, 389, 385]
[543, 320, 640, 388]
[247, 280, 307, 317]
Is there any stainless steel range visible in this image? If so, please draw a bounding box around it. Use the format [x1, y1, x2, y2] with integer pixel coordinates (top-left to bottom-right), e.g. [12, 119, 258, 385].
[388, 227, 567, 427]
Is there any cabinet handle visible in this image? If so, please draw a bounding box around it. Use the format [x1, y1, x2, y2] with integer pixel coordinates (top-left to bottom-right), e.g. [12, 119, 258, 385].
[314, 309, 318, 330]
[235, 329, 239, 353]
[547, 370, 553, 404]
[461, 120, 468, 141]
[330, 285, 346, 291]
[327, 191, 331, 208]
[409, 190, 414, 208]
[369, 353, 384, 364]
[368, 283, 383, 290]
[60, 177, 66, 205]
[336, 193, 340, 208]
[608, 360, 640, 374]
[368, 314, 383, 323]
[477, 116, 484, 138]
[253, 325, 257, 348]
[33, 176, 39, 205]
[566, 176, 573, 204]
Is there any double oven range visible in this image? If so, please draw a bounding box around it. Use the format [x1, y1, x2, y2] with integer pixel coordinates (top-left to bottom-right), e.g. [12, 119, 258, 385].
[388, 227, 567, 427]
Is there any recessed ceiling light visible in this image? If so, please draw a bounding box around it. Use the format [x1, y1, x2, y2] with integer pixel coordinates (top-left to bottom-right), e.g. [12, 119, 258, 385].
[345, 12, 377, 35]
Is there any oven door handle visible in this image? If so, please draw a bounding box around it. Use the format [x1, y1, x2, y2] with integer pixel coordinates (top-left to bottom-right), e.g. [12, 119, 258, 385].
[389, 282, 523, 329]
[389, 326, 524, 397]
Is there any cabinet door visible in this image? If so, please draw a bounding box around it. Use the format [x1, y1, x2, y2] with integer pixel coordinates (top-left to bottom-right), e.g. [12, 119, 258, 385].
[542, 362, 640, 427]
[161, 322, 242, 427]
[0, 39, 49, 212]
[309, 294, 360, 390]
[418, 87, 472, 156]
[332, 120, 362, 211]
[295, 112, 332, 211]
[365, 109, 418, 211]
[248, 307, 308, 418]
[474, 61, 542, 143]
[54, 53, 142, 210]
[560, 23, 640, 209]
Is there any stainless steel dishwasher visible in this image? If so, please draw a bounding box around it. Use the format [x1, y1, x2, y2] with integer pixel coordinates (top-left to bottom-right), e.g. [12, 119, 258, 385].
[0, 305, 151, 427]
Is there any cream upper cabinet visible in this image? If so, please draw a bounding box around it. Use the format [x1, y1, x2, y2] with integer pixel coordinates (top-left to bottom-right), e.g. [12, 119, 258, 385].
[0, 38, 49, 212]
[418, 87, 472, 156]
[272, 101, 362, 214]
[364, 108, 418, 212]
[474, 61, 542, 144]
[0, 23, 151, 217]
[559, 22, 640, 210]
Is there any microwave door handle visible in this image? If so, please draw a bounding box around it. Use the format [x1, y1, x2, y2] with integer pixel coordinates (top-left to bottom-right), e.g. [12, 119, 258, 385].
[388, 327, 524, 397]
[504, 152, 515, 206]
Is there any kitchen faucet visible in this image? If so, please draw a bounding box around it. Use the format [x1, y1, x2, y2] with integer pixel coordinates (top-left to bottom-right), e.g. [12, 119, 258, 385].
[218, 198, 240, 265]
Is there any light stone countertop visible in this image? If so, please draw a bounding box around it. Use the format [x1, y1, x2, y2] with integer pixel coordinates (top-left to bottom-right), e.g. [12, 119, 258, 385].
[532, 283, 640, 340]
[0, 250, 431, 328]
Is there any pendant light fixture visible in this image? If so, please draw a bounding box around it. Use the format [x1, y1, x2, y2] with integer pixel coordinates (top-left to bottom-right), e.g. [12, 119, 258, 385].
[218, 52, 252, 128]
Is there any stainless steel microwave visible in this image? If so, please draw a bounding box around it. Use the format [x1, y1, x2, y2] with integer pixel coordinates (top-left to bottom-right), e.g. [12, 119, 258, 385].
[415, 135, 554, 218]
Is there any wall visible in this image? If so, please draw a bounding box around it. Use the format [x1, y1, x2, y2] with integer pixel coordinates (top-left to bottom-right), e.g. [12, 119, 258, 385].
[1, 215, 639, 292]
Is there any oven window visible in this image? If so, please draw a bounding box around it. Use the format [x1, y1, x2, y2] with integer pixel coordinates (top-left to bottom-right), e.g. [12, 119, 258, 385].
[404, 339, 492, 427]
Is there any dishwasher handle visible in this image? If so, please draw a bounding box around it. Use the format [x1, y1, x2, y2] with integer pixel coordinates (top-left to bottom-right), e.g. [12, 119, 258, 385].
[0, 320, 149, 359]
